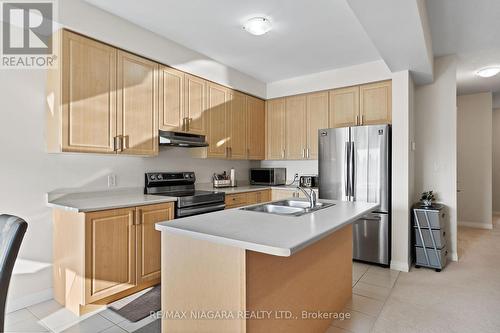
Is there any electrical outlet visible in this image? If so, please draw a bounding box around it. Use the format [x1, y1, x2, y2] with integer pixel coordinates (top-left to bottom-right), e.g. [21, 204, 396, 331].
[108, 174, 117, 188]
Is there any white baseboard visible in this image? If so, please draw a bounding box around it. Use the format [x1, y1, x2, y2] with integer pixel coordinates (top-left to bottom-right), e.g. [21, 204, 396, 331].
[449, 251, 458, 262]
[458, 221, 493, 230]
[6, 288, 53, 313]
[390, 260, 409, 272]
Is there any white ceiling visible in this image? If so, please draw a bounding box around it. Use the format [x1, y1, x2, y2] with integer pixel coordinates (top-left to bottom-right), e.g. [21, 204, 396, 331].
[427, 0, 500, 95]
[84, 0, 381, 83]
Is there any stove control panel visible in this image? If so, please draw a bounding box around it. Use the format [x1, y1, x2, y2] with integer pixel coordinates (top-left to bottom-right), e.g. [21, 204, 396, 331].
[145, 172, 196, 186]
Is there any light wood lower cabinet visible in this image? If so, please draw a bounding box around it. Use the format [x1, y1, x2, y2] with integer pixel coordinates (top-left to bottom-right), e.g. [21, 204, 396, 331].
[53, 202, 174, 315]
[225, 190, 271, 209]
[136, 203, 174, 284]
[85, 208, 136, 303]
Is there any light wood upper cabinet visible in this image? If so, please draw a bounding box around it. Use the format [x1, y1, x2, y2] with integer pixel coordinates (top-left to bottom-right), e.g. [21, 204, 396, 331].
[329, 86, 359, 128]
[184, 74, 207, 135]
[206, 83, 229, 158]
[136, 203, 173, 284]
[84, 207, 136, 303]
[266, 98, 286, 160]
[48, 30, 158, 156]
[360, 80, 392, 125]
[159, 66, 184, 132]
[285, 95, 307, 160]
[117, 51, 158, 156]
[246, 96, 265, 160]
[227, 91, 248, 160]
[56, 30, 118, 154]
[306, 92, 329, 159]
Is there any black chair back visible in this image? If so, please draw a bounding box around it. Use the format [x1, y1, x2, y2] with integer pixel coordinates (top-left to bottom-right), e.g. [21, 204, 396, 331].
[0, 215, 27, 332]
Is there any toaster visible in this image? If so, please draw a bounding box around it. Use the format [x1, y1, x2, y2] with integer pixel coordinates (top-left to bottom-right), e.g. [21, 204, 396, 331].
[299, 175, 319, 188]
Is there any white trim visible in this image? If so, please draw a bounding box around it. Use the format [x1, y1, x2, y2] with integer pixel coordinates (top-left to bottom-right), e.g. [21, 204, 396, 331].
[390, 260, 410, 272]
[458, 221, 493, 230]
[5, 288, 53, 313]
[449, 251, 459, 262]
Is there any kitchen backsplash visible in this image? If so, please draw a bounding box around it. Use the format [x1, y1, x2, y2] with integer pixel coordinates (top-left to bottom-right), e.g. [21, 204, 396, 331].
[259, 160, 319, 183]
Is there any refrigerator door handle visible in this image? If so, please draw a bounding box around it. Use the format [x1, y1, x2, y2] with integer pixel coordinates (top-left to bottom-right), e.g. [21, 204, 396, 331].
[350, 141, 356, 200]
[345, 141, 350, 197]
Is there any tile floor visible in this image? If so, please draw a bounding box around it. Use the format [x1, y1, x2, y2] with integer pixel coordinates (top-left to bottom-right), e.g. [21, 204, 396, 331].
[6, 217, 499, 333]
[5, 287, 160, 333]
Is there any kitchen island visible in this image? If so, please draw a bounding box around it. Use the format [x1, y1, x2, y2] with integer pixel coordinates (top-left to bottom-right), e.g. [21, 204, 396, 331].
[155, 200, 378, 333]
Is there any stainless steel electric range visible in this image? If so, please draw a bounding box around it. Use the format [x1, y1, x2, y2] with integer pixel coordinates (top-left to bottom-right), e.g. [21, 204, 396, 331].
[144, 172, 225, 218]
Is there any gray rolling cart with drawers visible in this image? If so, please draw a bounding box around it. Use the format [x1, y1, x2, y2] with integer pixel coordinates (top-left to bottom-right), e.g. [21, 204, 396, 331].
[412, 204, 447, 272]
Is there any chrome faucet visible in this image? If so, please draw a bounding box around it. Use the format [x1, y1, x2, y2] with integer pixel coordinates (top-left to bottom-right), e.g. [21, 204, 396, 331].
[297, 186, 317, 208]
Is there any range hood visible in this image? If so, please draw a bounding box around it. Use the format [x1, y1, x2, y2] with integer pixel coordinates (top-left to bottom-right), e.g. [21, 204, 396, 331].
[159, 130, 209, 148]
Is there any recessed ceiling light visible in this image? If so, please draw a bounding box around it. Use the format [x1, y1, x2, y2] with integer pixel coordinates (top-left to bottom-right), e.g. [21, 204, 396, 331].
[476, 66, 500, 78]
[243, 17, 272, 36]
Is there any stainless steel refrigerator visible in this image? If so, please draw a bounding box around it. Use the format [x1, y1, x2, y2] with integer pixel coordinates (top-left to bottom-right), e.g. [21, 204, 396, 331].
[318, 125, 390, 265]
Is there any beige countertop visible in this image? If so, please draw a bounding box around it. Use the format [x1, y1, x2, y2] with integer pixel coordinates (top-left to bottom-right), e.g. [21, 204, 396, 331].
[156, 199, 378, 257]
[46, 187, 177, 213]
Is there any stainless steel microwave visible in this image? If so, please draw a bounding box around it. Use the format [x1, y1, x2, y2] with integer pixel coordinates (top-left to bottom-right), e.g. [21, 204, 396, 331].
[250, 168, 286, 186]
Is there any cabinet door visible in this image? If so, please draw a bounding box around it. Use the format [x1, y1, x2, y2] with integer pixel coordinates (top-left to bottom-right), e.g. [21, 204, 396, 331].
[227, 91, 248, 159]
[184, 74, 207, 135]
[247, 96, 265, 160]
[247, 190, 271, 204]
[225, 193, 249, 209]
[85, 208, 136, 303]
[285, 95, 307, 160]
[61, 31, 117, 153]
[206, 83, 228, 158]
[266, 99, 286, 160]
[271, 189, 295, 201]
[359, 80, 392, 125]
[306, 92, 329, 159]
[136, 203, 174, 284]
[329, 86, 359, 128]
[159, 66, 184, 132]
[117, 51, 158, 156]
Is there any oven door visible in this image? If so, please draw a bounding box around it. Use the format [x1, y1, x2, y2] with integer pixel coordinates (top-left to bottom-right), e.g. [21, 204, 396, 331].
[176, 203, 226, 218]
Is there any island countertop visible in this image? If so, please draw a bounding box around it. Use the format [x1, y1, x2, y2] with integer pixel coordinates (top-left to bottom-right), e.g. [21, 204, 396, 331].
[155, 200, 378, 257]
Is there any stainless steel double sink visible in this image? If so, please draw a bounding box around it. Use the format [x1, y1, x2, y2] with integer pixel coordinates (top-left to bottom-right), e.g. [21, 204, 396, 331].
[240, 199, 335, 217]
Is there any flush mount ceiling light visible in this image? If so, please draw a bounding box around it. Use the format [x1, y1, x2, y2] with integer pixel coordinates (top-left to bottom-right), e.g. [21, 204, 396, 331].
[476, 66, 500, 78]
[243, 17, 272, 36]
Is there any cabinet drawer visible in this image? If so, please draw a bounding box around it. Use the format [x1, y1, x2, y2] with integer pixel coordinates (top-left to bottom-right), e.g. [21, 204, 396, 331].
[225, 193, 249, 208]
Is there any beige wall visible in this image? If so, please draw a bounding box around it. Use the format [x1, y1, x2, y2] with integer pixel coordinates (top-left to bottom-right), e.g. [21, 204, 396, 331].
[414, 55, 458, 261]
[493, 109, 500, 213]
[457, 93, 493, 229]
